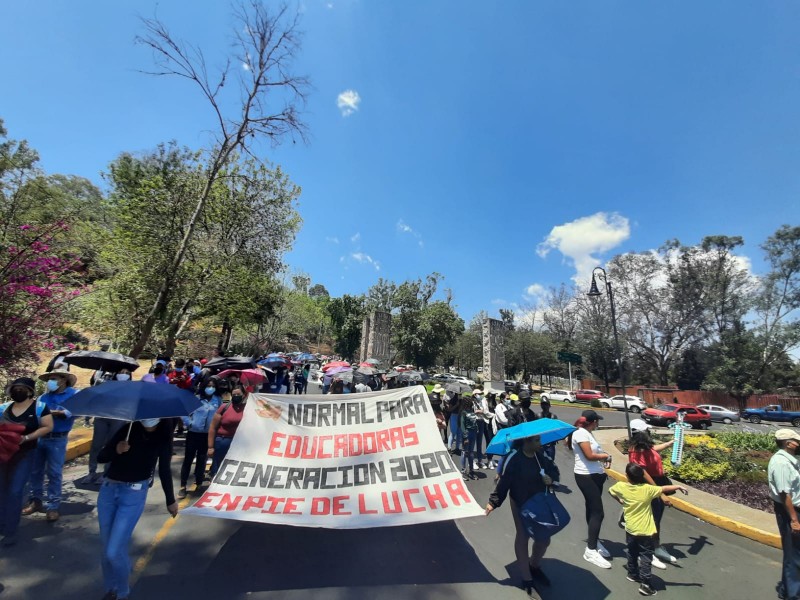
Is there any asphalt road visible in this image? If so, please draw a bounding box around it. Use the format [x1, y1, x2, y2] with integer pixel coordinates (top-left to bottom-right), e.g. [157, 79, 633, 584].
[0, 423, 783, 600]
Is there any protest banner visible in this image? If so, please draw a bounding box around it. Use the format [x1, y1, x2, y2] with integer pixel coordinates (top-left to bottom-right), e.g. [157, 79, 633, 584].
[183, 386, 485, 527]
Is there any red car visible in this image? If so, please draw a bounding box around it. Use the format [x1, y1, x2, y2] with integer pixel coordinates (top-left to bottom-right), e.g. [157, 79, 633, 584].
[642, 403, 712, 429]
[574, 389, 605, 403]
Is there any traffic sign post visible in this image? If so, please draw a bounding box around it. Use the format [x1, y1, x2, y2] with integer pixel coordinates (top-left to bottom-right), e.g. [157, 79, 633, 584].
[557, 351, 582, 391]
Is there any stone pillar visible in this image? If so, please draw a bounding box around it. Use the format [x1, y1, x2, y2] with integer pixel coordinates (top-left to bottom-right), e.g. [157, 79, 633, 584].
[482, 318, 505, 389]
[359, 311, 392, 365]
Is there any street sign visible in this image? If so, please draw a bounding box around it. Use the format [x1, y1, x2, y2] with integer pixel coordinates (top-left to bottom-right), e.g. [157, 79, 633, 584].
[557, 350, 582, 365]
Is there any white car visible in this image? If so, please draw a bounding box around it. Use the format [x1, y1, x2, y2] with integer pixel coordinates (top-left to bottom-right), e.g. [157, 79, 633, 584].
[540, 389, 575, 403]
[601, 395, 646, 413]
[453, 375, 476, 387]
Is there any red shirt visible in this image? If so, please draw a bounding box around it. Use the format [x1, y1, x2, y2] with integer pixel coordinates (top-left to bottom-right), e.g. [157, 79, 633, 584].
[628, 447, 664, 478]
[216, 402, 245, 438]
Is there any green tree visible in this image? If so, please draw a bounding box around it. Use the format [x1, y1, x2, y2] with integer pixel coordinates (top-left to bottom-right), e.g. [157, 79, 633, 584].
[326, 294, 366, 359]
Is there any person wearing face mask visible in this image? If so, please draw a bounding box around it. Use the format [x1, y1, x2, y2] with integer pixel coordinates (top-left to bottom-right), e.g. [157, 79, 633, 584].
[22, 369, 78, 522]
[769, 429, 800, 600]
[485, 434, 561, 594]
[142, 361, 169, 384]
[207, 384, 247, 478]
[77, 370, 132, 486]
[97, 418, 178, 600]
[177, 380, 222, 499]
[0, 377, 54, 546]
[509, 391, 538, 427]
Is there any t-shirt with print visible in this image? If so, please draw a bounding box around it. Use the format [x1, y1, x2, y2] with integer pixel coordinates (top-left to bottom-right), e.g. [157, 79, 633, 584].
[2, 401, 51, 451]
[609, 481, 663, 536]
[571, 427, 606, 475]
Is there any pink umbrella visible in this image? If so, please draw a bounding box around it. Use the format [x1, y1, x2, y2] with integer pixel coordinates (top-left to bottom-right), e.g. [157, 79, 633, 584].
[322, 361, 350, 372]
[217, 368, 267, 387]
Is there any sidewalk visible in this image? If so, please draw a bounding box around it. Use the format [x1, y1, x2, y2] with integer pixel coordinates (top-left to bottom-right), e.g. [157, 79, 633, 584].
[594, 427, 781, 549]
[65, 427, 93, 462]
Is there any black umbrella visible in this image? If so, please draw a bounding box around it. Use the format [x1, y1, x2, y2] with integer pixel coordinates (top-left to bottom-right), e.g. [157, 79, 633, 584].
[63, 350, 139, 373]
[398, 370, 423, 382]
[204, 355, 257, 372]
[356, 366, 379, 376]
[445, 381, 472, 394]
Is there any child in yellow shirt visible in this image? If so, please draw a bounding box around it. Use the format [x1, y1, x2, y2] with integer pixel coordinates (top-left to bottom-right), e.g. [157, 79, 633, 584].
[609, 463, 687, 596]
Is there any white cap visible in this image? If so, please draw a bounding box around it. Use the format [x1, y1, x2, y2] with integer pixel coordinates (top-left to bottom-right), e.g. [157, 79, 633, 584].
[630, 419, 651, 432]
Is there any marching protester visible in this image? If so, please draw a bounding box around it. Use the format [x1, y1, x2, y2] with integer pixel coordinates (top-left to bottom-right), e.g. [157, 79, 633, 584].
[0, 377, 54, 546]
[768, 428, 800, 600]
[22, 368, 78, 522]
[627, 418, 678, 569]
[446, 392, 462, 455]
[609, 462, 688, 597]
[459, 395, 479, 480]
[78, 369, 131, 486]
[485, 434, 561, 594]
[208, 384, 247, 478]
[97, 418, 178, 600]
[472, 389, 491, 469]
[177, 379, 221, 499]
[509, 391, 537, 426]
[141, 361, 169, 384]
[570, 409, 613, 569]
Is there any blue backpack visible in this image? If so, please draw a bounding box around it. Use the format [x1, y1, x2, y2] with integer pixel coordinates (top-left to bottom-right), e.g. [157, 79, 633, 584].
[520, 487, 571, 541]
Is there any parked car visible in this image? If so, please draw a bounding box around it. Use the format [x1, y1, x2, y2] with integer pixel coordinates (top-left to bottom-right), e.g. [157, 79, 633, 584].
[431, 373, 457, 382]
[697, 404, 741, 424]
[740, 404, 800, 427]
[643, 403, 713, 429]
[453, 375, 476, 387]
[601, 395, 646, 413]
[540, 389, 575, 403]
[575, 389, 605, 403]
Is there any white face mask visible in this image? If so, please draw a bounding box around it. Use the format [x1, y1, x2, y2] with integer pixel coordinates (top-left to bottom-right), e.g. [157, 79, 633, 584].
[140, 418, 160, 428]
[116, 374, 131, 381]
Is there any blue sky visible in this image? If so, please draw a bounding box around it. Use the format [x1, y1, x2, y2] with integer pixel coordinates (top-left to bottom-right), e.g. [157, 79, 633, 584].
[2, 1, 799, 323]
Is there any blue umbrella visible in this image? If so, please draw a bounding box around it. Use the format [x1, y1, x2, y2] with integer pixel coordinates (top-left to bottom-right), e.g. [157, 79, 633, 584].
[486, 418, 577, 456]
[259, 355, 292, 368]
[61, 380, 202, 421]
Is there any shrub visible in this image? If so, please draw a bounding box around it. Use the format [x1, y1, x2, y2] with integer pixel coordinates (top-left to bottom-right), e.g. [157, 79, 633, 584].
[714, 431, 776, 453]
[590, 399, 601, 408]
[665, 456, 729, 482]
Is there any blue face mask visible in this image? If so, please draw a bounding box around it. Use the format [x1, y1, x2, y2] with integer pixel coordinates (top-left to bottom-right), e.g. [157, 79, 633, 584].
[193, 366, 201, 375]
[205, 387, 216, 397]
[46, 379, 60, 392]
[140, 418, 160, 428]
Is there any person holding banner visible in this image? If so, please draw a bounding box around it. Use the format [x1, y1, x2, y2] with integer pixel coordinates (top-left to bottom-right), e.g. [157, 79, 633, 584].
[485, 434, 561, 593]
[207, 385, 247, 478]
[459, 396, 479, 480]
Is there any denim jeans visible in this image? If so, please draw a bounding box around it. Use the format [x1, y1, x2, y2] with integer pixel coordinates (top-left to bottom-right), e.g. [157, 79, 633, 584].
[210, 436, 233, 478]
[448, 414, 462, 451]
[98, 479, 149, 598]
[775, 501, 800, 600]
[29, 435, 69, 510]
[181, 431, 208, 487]
[626, 532, 655, 584]
[461, 430, 477, 472]
[475, 420, 487, 462]
[0, 450, 35, 538]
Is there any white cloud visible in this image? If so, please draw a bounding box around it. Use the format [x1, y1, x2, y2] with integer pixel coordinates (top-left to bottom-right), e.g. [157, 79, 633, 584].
[397, 219, 424, 248]
[325, 236, 340, 244]
[524, 283, 547, 302]
[242, 62, 250, 71]
[351, 252, 380, 271]
[350, 232, 361, 243]
[491, 298, 508, 306]
[537, 212, 630, 285]
[337, 89, 361, 117]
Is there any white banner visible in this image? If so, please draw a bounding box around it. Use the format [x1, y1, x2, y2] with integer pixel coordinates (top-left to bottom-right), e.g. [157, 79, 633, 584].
[183, 386, 484, 528]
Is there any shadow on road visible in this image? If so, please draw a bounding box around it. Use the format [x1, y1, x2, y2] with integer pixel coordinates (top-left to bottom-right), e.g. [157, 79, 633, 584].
[134, 520, 497, 597]
[534, 558, 611, 599]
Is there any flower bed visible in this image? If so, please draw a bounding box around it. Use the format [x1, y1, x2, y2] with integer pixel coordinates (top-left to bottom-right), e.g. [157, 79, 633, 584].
[616, 431, 775, 514]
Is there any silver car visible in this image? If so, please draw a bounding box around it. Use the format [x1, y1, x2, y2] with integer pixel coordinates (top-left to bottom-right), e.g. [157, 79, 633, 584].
[697, 404, 741, 424]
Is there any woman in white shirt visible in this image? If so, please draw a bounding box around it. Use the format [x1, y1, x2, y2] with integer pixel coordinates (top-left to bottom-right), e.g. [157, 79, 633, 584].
[570, 409, 613, 569]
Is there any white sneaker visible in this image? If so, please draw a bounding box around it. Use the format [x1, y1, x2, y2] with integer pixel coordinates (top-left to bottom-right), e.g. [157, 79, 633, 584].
[651, 556, 667, 570]
[596, 540, 611, 559]
[473, 460, 480, 470]
[583, 547, 612, 569]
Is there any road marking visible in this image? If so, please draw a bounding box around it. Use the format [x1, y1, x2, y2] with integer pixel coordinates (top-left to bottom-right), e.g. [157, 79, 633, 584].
[130, 493, 194, 587]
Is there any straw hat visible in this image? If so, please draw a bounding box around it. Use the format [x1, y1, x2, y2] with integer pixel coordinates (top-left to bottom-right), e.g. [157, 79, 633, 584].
[38, 368, 77, 388]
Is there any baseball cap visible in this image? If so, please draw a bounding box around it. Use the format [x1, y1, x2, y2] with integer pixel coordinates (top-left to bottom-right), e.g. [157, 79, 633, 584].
[630, 418, 651, 432]
[581, 409, 604, 423]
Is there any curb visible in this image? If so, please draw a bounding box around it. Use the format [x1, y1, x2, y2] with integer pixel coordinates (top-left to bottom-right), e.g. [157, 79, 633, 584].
[605, 467, 781, 549]
[65, 430, 93, 462]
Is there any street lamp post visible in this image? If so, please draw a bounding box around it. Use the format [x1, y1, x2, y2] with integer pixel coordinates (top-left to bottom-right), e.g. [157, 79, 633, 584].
[588, 267, 632, 439]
